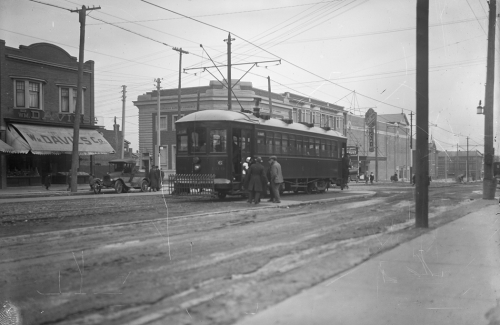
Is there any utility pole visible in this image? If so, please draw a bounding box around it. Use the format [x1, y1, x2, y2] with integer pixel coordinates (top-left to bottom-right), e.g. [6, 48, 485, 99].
[444, 150, 448, 182]
[385, 124, 388, 180]
[482, 0, 496, 199]
[268, 76, 273, 117]
[173, 47, 189, 119]
[457, 143, 459, 176]
[409, 111, 413, 179]
[120, 85, 126, 159]
[415, 0, 429, 228]
[69, 5, 101, 193]
[467, 137, 469, 183]
[224, 33, 235, 110]
[154, 78, 162, 167]
[375, 113, 378, 182]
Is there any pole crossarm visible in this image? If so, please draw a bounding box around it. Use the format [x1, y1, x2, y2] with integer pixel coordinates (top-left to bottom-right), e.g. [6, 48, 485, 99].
[184, 59, 281, 72]
[173, 47, 189, 55]
[70, 5, 101, 12]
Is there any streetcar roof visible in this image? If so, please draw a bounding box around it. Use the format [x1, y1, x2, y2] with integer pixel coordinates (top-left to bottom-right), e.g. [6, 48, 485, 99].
[176, 110, 346, 138]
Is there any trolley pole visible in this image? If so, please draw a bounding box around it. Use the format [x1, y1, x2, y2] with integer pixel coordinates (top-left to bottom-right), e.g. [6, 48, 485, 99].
[69, 5, 101, 193]
[155, 78, 162, 167]
[173, 47, 189, 119]
[268, 76, 273, 117]
[375, 113, 378, 182]
[415, 0, 429, 227]
[120, 85, 126, 159]
[224, 33, 235, 110]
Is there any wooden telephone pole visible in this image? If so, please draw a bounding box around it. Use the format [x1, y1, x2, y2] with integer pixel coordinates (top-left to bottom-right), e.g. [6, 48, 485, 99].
[415, 0, 429, 227]
[69, 5, 101, 192]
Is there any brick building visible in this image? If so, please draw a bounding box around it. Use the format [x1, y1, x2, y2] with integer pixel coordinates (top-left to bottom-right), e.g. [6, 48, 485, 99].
[0, 40, 114, 188]
[133, 80, 346, 173]
[345, 112, 413, 181]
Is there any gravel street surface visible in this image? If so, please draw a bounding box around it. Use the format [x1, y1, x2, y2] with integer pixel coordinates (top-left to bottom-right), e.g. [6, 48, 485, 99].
[0, 182, 485, 324]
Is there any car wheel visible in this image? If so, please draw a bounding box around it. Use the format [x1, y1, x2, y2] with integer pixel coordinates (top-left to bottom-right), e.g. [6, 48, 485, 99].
[140, 180, 149, 192]
[93, 184, 101, 194]
[115, 181, 124, 194]
[217, 192, 227, 199]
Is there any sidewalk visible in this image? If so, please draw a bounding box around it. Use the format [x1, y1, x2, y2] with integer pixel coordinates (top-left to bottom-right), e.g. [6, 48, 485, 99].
[236, 201, 500, 325]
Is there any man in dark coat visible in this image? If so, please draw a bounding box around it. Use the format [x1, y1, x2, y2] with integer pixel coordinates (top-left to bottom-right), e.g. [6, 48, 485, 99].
[149, 165, 158, 192]
[341, 153, 351, 189]
[245, 157, 268, 204]
[155, 167, 163, 191]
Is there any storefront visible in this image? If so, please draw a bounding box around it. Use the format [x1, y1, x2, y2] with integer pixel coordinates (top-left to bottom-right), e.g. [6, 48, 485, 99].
[4, 122, 114, 186]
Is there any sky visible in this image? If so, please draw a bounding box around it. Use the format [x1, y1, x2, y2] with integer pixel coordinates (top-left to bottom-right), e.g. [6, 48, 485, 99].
[0, 0, 496, 154]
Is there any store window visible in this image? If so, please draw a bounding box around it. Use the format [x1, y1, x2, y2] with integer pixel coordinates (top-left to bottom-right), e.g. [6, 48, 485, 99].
[155, 116, 168, 130]
[59, 87, 84, 113]
[14, 79, 44, 109]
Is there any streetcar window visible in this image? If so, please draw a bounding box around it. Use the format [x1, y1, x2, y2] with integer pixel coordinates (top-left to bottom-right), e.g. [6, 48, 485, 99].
[326, 140, 332, 157]
[282, 134, 288, 155]
[266, 132, 274, 154]
[177, 135, 188, 152]
[296, 136, 302, 155]
[314, 138, 320, 157]
[320, 139, 326, 157]
[288, 134, 295, 155]
[191, 127, 207, 153]
[303, 137, 310, 156]
[332, 140, 338, 158]
[210, 129, 227, 153]
[257, 131, 265, 153]
[274, 133, 282, 154]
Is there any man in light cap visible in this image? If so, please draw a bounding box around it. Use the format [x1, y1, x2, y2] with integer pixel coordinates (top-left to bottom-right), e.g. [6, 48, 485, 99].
[268, 156, 284, 203]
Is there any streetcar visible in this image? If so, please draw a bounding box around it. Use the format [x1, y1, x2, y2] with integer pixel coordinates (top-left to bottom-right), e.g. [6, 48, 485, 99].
[174, 109, 347, 198]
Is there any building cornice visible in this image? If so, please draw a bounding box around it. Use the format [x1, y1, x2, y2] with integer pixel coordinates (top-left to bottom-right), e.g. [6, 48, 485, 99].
[6, 54, 93, 74]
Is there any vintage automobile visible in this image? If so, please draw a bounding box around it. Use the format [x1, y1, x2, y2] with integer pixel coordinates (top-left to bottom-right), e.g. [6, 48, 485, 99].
[94, 159, 149, 194]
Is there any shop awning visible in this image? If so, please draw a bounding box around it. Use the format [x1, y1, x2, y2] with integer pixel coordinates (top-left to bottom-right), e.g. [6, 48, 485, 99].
[7, 123, 115, 155]
[0, 139, 16, 153]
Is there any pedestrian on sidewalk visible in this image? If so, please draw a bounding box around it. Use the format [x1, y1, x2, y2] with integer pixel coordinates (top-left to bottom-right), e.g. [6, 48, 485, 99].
[268, 156, 283, 203]
[66, 169, 72, 191]
[369, 172, 374, 184]
[44, 173, 52, 190]
[149, 165, 158, 192]
[245, 157, 267, 204]
[364, 171, 369, 184]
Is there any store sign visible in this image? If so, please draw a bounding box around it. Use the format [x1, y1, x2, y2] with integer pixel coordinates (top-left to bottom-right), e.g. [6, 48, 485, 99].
[365, 108, 377, 128]
[368, 127, 375, 152]
[346, 146, 358, 155]
[13, 108, 97, 125]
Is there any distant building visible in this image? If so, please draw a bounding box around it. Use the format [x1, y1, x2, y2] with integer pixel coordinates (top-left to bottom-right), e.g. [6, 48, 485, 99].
[437, 150, 483, 181]
[345, 112, 413, 181]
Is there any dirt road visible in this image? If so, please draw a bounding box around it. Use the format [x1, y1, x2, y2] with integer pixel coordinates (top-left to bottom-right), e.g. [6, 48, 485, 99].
[0, 183, 486, 324]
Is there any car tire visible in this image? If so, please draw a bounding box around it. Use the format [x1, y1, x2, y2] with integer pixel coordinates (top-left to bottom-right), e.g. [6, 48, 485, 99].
[115, 181, 124, 194]
[140, 180, 149, 192]
[217, 192, 227, 199]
